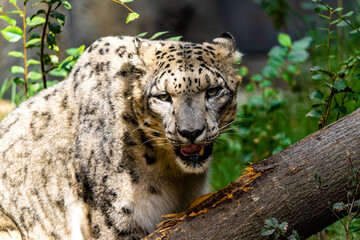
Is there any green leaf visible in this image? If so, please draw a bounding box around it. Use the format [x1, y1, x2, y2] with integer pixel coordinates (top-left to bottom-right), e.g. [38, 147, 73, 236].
[308, 90, 324, 100]
[262, 65, 278, 78]
[261, 229, 276, 236]
[27, 59, 40, 66]
[28, 71, 42, 80]
[245, 83, 255, 92]
[136, 32, 148, 37]
[149, 31, 169, 40]
[250, 95, 265, 107]
[166, 36, 182, 41]
[61, 1, 72, 10]
[288, 49, 309, 63]
[333, 202, 346, 211]
[0, 15, 16, 25]
[332, 105, 346, 114]
[9, 0, 17, 4]
[49, 68, 68, 77]
[13, 77, 24, 85]
[51, 11, 66, 25]
[279, 222, 288, 232]
[50, 55, 59, 64]
[278, 33, 292, 47]
[342, 11, 353, 17]
[265, 218, 279, 228]
[337, 21, 348, 27]
[327, 80, 347, 91]
[251, 74, 263, 82]
[312, 74, 322, 80]
[49, 22, 61, 34]
[26, 38, 41, 47]
[46, 33, 56, 46]
[292, 36, 312, 50]
[286, 65, 300, 74]
[65, 45, 85, 57]
[4, 10, 21, 15]
[10, 65, 24, 74]
[0, 6, 2, 11]
[260, 80, 271, 88]
[270, 100, 284, 111]
[306, 109, 323, 118]
[268, 45, 286, 60]
[28, 32, 40, 40]
[8, 51, 23, 58]
[120, 0, 134, 2]
[1, 25, 23, 42]
[238, 66, 249, 77]
[126, 12, 139, 24]
[314, 4, 327, 13]
[27, 16, 46, 26]
[282, 72, 294, 86]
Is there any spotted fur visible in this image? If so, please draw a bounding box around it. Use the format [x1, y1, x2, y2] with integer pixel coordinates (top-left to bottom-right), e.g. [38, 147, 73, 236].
[0, 34, 242, 239]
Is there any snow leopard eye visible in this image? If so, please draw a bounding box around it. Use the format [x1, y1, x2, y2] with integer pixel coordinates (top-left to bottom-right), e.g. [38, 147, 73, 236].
[206, 87, 222, 98]
[156, 93, 172, 102]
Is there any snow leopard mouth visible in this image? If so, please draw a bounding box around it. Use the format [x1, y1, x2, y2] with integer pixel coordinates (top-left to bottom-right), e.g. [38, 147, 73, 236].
[174, 143, 214, 165]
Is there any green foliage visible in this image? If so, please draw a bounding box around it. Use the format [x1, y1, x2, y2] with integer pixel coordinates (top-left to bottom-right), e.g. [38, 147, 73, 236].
[212, 33, 311, 190]
[0, 0, 72, 101]
[261, 218, 301, 240]
[306, 0, 360, 129]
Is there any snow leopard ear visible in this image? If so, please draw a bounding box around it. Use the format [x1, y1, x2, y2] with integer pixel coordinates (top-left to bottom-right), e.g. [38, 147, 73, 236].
[212, 32, 236, 51]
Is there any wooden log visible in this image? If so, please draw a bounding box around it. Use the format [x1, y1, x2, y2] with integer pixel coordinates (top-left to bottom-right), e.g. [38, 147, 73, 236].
[145, 108, 360, 240]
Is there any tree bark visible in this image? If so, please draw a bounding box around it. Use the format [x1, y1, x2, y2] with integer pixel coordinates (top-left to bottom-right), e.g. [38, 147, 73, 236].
[145, 108, 360, 240]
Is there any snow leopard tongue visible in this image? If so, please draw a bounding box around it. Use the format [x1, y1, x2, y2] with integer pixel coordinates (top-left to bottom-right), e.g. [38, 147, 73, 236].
[180, 144, 205, 156]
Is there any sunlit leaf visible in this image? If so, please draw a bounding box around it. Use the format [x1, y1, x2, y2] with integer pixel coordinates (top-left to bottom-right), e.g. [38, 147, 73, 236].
[166, 36, 182, 41]
[26, 38, 41, 47]
[278, 33, 292, 47]
[126, 12, 139, 24]
[1, 25, 23, 42]
[8, 51, 23, 58]
[10, 65, 24, 74]
[61, 1, 72, 10]
[27, 16, 45, 26]
[27, 59, 40, 66]
[28, 71, 42, 80]
[49, 68, 68, 77]
[149, 31, 169, 40]
[136, 32, 148, 37]
[0, 15, 16, 25]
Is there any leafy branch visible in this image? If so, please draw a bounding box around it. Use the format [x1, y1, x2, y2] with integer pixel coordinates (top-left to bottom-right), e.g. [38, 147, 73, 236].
[111, 0, 139, 23]
[307, 0, 360, 129]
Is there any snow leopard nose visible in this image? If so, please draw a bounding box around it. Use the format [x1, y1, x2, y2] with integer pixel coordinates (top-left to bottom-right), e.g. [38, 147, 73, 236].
[177, 126, 205, 142]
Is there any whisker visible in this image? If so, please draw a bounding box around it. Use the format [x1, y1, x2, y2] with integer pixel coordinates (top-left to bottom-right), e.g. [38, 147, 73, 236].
[142, 137, 167, 145]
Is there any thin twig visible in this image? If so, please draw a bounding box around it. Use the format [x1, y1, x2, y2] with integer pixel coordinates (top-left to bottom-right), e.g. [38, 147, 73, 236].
[22, 0, 28, 98]
[40, 4, 52, 89]
[111, 0, 135, 13]
[317, 0, 360, 34]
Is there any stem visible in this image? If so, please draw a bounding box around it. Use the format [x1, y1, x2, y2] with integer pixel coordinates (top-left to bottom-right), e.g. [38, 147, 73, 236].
[317, 0, 360, 34]
[323, 88, 334, 128]
[111, 0, 135, 13]
[22, 0, 28, 98]
[321, 11, 334, 129]
[40, 4, 52, 89]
